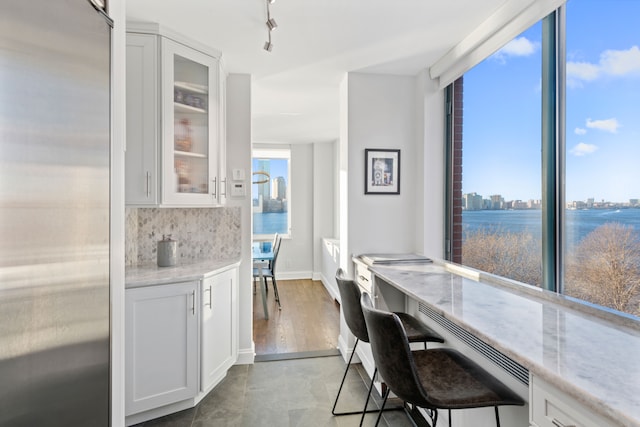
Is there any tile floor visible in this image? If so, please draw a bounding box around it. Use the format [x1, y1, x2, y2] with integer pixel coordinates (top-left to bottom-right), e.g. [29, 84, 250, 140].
[133, 355, 415, 427]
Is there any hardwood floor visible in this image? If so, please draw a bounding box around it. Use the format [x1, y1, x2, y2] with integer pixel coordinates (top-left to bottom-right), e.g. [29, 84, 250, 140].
[252, 278, 341, 355]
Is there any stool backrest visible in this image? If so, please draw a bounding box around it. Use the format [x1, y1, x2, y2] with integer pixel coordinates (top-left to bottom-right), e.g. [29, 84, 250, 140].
[360, 292, 428, 407]
[335, 268, 369, 343]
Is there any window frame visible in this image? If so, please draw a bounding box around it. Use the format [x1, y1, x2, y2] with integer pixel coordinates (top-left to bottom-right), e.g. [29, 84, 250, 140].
[446, 4, 640, 317]
[251, 147, 291, 241]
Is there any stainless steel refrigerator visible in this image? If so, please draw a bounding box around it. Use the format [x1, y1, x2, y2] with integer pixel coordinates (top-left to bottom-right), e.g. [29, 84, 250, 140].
[0, 1, 111, 425]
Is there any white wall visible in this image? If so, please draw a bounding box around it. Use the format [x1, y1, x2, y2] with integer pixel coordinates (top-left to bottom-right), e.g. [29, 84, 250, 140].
[225, 74, 254, 364]
[312, 141, 337, 278]
[344, 73, 422, 270]
[277, 144, 314, 278]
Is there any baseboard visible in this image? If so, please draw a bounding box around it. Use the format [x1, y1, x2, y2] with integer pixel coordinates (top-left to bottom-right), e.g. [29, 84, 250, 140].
[337, 333, 360, 364]
[235, 346, 255, 365]
[320, 273, 340, 302]
[275, 270, 312, 280]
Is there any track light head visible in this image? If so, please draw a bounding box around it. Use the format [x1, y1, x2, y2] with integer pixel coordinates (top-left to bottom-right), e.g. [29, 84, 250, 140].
[266, 18, 278, 31]
[264, 41, 274, 52]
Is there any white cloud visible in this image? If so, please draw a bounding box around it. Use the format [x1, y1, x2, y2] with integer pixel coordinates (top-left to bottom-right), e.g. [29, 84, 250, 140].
[499, 37, 538, 57]
[586, 118, 620, 133]
[567, 46, 640, 86]
[574, 127, 587, 135]
[570, 143, 598, 156]
[492, 37, 539, 63]
[567, 62, 600, 87]
[600, 46, 640, 76]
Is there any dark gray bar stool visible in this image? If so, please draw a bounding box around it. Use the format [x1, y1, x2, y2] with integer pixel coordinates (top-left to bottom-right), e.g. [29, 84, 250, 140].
[331, 268, 444, 423]
[361, 292, 525, 427]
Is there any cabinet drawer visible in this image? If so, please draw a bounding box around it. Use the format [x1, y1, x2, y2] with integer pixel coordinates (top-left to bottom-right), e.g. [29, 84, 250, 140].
[530, 375, 615, 427]
[354, 261, 372, 293]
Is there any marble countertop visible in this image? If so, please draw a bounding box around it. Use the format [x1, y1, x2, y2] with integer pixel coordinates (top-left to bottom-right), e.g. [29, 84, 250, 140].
[125, 257, 241, 288]
[368, 260, 640, 427]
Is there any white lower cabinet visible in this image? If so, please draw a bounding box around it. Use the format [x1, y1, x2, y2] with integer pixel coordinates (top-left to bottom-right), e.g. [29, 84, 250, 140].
[125, 266, 239, 424]
[201, 267, 238, 392]
[125, 281, 199, 416]
[530, 375, 616, 427]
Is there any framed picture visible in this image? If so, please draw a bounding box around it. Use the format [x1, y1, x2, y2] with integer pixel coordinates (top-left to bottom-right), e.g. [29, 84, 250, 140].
[365, 149, 400, 195]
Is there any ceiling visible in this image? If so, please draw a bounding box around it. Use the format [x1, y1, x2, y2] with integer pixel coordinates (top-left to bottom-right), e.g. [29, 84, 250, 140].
[125, 0, 508, 144]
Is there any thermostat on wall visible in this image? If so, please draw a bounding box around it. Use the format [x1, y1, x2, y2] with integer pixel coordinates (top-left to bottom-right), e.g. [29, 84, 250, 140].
[231, 182, 246, 197]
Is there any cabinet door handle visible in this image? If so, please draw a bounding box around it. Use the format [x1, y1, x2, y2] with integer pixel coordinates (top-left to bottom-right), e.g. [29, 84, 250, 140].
[552, 419, 576, 427]
[221, 178, 227, 197]
[191, 290, 196, 315]
[204, 286, 212, 308]
[211, 177, 217, 197]
[359, 275, 369, 282]
[145, 171, 151, 197]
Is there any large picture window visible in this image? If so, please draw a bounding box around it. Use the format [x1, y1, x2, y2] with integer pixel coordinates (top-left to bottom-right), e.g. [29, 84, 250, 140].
[252, 148, 291, 239]
[449, 0, 640, 318]
[563, 0, 640, 315]
[459, 22, 543, 286]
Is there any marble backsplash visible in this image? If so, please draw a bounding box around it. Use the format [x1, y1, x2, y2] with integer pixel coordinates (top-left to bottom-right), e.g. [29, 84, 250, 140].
[125, 207, 241, 266]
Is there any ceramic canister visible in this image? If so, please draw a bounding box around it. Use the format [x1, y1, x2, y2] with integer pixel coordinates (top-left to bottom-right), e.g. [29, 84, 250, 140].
[157, 234, 177, 267]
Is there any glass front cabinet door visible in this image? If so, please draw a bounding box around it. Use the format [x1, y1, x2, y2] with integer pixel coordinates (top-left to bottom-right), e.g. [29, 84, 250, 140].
[161, 38, 223, 206]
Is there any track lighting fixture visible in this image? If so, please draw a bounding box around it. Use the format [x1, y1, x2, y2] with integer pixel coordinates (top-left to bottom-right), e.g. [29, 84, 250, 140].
[264, 0, 277, 52]
[264, 38, 273, 52]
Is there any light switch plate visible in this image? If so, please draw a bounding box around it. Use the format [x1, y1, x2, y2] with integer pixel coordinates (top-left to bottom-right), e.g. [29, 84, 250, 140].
[232, 168, 245, 181]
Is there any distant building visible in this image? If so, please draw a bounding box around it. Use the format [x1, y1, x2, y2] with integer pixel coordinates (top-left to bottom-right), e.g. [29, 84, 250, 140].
[489, 194, 504, 210]
[271, 176, 286, 200]
[256, 160, 271, 201]
[463, 192, 483, 210]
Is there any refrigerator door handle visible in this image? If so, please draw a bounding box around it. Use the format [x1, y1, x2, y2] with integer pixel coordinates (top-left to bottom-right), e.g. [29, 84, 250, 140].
[87, 0, 114, 26]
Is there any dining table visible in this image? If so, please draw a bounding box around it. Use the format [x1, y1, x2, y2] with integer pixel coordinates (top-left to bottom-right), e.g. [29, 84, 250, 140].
[252, 242, 274, 319]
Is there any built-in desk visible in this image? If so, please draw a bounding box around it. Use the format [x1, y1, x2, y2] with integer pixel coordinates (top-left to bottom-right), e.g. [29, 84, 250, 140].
[366, 260, 640, 427]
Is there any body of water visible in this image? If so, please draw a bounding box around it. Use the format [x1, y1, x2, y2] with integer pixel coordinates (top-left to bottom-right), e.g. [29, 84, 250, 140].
[463, 208, 640, 248]
[253, 212, 288, 235]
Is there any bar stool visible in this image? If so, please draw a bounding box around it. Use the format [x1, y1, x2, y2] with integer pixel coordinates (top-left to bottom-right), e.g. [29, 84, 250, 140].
[360, 292, 525, 427]
[331, 268, 444, 421]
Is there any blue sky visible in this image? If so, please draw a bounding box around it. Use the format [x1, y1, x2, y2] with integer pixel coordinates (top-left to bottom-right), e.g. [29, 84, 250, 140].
[463, 0, 640, 203]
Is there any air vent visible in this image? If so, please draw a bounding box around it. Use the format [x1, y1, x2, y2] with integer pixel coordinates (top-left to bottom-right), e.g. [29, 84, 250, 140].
[418, 303, 529, 386]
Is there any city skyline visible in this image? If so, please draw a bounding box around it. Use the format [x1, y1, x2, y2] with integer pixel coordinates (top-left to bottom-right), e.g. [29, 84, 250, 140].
[462, 190, 639, 211]
[463, 0, 640, 203]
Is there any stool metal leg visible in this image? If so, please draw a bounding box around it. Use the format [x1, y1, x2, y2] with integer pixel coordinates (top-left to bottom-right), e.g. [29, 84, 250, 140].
[373, 388, 390, 427]
[358, 367, 377, 426]
[332, 338, 362, 416]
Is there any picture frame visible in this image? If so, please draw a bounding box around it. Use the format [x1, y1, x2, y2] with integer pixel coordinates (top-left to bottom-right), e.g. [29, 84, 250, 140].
[364, 149, 400, 195]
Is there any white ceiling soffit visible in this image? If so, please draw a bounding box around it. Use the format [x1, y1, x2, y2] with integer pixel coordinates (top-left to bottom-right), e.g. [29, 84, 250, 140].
[125, 0, 517, 144]
[430, 0, 569, 88]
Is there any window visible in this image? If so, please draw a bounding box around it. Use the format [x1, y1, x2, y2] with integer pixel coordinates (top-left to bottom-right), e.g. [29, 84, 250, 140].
[252, 148, 290, 239]
[448, 1, 640, 318]
[563, 0, 640, 315]
[457, 22, 543, 287]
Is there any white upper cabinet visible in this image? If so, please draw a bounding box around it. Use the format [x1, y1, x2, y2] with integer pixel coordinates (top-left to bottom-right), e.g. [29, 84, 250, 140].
[125, 23, 226, 207]
[125, 33, 159, 205]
